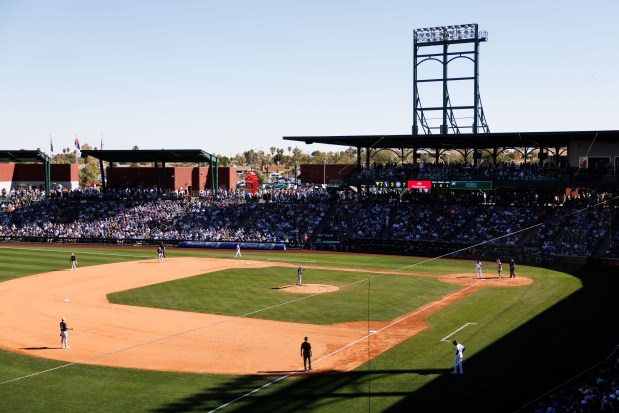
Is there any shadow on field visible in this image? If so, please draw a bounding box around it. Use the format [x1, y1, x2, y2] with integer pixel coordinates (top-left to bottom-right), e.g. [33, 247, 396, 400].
[150, 369, 427, 413]
[151, 264, 619, 413]
[386, 264, 619, 413]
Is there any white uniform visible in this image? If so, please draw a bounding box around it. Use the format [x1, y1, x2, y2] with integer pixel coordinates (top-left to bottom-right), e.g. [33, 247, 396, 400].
[497, 259, 502, 278]
[475, 261, 482, 278]
[453, 342, 465, 374]
[235, 244, 242, 257]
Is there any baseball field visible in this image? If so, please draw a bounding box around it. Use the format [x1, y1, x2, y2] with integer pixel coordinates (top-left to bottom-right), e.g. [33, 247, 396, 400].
[0, 244, 616, 412]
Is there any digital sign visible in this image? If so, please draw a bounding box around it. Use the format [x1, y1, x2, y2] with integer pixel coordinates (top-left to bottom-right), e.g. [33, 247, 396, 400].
[407, 180, 432, 189]
[374, 180, 407, 189]
[373, 180, 492, 190]
[431, 181, 492, 190]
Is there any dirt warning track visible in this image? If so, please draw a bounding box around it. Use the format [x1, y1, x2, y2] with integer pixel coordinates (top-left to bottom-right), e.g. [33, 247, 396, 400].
[0, 257, 531, 375]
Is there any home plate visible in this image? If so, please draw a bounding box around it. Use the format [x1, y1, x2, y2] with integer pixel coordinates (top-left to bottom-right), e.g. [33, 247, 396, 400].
[63, 298, 71, 302]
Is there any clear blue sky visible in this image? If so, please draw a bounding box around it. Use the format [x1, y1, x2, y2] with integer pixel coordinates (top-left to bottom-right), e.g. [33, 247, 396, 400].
[0, 0, 617, 157]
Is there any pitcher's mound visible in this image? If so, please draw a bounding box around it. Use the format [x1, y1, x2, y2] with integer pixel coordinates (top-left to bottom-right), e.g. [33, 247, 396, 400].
[276, 284, 339, 294]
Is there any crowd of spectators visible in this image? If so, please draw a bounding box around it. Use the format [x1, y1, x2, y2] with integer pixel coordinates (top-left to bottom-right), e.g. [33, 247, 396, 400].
[349, 160, 566, 183]
[528, 351, 619, 413]
[389, 204, 479, 242]
[0, 185, 617, 260]
[452, 206, 541, 247]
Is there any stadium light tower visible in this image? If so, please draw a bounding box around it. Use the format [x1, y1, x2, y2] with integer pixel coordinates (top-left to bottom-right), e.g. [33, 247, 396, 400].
[412, 23, 490, 135]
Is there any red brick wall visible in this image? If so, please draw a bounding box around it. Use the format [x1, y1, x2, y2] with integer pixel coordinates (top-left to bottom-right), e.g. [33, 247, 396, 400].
[0, 163, 78, 190]
[105, 166, 236, 191]
[299, 164, 355, 185]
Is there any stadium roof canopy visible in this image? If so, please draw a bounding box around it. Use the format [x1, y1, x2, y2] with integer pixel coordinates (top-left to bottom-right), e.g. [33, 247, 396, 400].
[80, 149, 220, 194]
[0, 149, 51, 163]
[283, 130, 619, 150]
[0, 150, 52, 195]
[80, 149, 217, 164]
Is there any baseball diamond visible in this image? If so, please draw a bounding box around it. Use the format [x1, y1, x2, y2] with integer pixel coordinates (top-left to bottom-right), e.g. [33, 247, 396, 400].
[0, 256, 531, 375]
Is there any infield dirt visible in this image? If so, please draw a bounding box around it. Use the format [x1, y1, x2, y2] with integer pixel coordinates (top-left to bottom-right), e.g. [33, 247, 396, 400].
[0, 257, 531, 374]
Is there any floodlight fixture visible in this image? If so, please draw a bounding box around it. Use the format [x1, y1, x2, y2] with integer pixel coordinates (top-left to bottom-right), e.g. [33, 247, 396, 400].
[414, 23, 487, 44]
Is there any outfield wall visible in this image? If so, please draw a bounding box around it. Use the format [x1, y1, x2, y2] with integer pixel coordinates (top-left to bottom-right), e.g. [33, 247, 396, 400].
[178, 240, 287, 251]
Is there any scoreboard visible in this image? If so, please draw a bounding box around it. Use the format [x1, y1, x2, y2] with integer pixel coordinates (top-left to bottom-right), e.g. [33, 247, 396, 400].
[373, 180, 492, 190]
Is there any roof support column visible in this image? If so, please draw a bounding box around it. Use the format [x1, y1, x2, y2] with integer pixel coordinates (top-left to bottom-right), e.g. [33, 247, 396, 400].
[99, 159, 107, 194]
[44, 158, 50, 197]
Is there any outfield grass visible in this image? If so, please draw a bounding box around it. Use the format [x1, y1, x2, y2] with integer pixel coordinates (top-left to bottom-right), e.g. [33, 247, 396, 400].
[0, 245, 588, 412]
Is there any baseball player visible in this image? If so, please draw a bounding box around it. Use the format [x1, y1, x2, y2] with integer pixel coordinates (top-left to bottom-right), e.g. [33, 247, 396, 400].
[509, 259, 516, 278]
[475, 260, 482, 278]
[59, 317, 73, 349]
[70, 253, 77, 271]
[235, 244, 242, 258]
[452, 340, 465, 374]
[157, 246, 164, 263]
[296, 266, 303, 286]
[497, 259, 502, 279]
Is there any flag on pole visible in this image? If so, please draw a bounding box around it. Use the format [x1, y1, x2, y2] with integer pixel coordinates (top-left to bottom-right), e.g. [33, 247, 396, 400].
[50, 134, 54, 153]
[75, 135, 81, 150]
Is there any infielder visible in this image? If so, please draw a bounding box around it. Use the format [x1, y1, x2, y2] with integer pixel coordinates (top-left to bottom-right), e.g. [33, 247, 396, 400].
[296, 266, 303, 286]
[70, 253, 77, 271]
[497, 259, 502, 279]
[235, 244, 242, 258]
[59, 317, 73, 349]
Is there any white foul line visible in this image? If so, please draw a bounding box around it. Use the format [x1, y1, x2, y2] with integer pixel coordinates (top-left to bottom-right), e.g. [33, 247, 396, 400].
[441, 323, 477, 342]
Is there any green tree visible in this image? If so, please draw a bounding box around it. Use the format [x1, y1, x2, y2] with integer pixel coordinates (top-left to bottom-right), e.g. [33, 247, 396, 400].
[80, 163, 100, 187]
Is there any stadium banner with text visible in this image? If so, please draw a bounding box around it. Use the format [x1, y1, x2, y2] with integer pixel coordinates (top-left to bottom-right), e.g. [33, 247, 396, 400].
[407, 180, 432, 189]
[178, 241, 287, 250]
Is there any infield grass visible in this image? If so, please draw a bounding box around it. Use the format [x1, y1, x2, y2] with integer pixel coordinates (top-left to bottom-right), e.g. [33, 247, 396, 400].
[0, 245, 592, 412]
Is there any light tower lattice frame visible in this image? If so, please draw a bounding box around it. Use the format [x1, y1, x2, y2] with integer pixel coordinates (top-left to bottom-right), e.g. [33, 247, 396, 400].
[412, 24, 490, 135]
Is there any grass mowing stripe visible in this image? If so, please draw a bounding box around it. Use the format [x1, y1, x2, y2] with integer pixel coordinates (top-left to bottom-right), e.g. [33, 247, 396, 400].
[0, 245, 153, 260]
